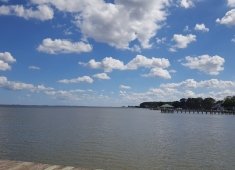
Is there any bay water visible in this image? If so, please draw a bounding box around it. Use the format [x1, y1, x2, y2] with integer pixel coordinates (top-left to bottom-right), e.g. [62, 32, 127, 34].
[0, 106, 234, 169]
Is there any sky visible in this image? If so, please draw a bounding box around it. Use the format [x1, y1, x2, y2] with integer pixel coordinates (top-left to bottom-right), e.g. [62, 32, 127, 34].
[0, 0, 235, 106]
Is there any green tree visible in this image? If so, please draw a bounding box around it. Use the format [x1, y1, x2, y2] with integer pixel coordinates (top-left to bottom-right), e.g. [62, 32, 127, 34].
[172, 101, 181, 108]
[185, 98, 203, 109]
[179, 98, 187, 109]
[202, 97, 215, 110]
[222, 96, 235, 110]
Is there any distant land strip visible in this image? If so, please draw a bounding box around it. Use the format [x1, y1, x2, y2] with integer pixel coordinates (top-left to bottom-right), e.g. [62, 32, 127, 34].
[139, 96, 235, 112]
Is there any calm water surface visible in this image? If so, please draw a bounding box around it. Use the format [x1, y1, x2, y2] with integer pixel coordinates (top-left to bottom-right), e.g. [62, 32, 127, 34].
[0, 106, 235, 169]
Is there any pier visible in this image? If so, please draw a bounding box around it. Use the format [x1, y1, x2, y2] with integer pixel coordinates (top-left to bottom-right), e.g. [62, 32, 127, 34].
[161, 109, 235, 115]
[0, 160, 91, 170]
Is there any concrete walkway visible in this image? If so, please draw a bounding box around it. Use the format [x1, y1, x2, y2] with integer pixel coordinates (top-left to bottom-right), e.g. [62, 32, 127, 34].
[0, 160, 91, 170]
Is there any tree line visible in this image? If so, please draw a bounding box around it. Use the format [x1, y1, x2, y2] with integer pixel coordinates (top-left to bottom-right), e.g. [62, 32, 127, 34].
[139, 96, 235, 110]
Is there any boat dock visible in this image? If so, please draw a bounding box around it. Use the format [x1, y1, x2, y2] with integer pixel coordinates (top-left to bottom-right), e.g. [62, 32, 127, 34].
[161, 109, 235, 115]
[0, 160, 92, 170]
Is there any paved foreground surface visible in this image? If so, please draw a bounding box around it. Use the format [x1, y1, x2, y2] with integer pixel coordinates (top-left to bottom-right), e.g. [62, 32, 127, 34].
[0, 160, 91, 170]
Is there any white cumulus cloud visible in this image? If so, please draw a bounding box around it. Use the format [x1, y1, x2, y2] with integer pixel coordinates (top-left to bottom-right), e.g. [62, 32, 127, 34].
[0, 4, 53, 21]
[0, 52, 16, 71]
[58, 76, 94, 84]
[31, 0, 170, 49]
[228, 0, 235, 7]
[127, 55, 172, 79]
[194, 23, 209, 32]
[142, 68, 171, 79]
[0, 76, 107, 103]
[0, 60, 11, 71]
[37, 38, 92, 54]
[179, 0, 194, 8]
[160, 79, 235, 90]
[0, 52, 16, 63]
[80, 55, 172, 79]
[120, 85, 131, 90]
[80, 57, 125, 72]
[181, 54, 225, 75]
[170, 34, 196, 51]
[156, 37, 167, 45]
[120, 78, 235, 104]
[216, 9, 235, 26]
[126, 55, 170, 70]
[93, 73, 110, 80]
[0, 76, 36, 91]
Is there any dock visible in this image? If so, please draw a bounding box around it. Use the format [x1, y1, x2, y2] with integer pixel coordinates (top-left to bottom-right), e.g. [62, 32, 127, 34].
[160, 109, 235, 115]
[0, 160, 92, 170]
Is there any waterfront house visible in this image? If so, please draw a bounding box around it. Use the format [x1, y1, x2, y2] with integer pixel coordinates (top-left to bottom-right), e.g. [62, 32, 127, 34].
[160, 104, 174, 113]
[212, 102, 224, 111]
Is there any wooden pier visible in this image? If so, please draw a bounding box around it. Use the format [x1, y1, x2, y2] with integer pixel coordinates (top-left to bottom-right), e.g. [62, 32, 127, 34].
[0, 160, 92, 170]
[161, 109, 235, 115]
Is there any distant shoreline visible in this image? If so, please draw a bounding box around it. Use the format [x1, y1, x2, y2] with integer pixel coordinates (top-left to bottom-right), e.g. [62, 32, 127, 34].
[0, 104, 125, 108]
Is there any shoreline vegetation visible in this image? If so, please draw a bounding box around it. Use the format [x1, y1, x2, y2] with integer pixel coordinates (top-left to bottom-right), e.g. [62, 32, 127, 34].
[139, 96, 235, 113]
[1, 96, 235, 112]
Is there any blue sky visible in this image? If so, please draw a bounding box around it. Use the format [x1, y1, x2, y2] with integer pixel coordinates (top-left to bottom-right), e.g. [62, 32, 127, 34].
[0, 0, 235, 106]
